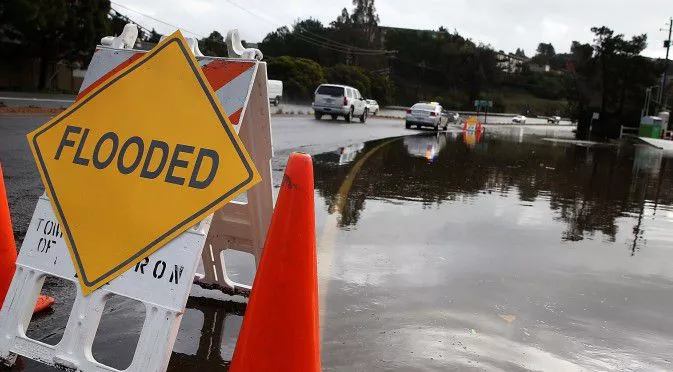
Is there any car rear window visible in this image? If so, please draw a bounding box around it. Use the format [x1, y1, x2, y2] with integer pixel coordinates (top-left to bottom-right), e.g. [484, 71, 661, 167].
[412, 104, 436, 111]
[317, 85, 345, 97]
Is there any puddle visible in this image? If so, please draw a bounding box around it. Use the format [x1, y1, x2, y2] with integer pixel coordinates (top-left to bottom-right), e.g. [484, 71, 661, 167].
[314, 132, 673, 371]
[11, 130, 673, 371]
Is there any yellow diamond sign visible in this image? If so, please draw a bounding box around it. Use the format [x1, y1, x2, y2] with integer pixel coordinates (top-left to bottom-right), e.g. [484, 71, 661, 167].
[27, 31, 260, 294]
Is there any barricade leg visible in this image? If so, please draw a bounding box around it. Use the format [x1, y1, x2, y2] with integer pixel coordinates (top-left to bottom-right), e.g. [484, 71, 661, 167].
[127, 305, 182, 371]
[0, 267, 42, 366]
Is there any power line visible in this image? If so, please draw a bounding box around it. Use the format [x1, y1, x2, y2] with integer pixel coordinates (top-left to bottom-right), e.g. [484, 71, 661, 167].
[220, 0, 391, 55]
[109, 9, 154, 36]
[109, 4, 280, 58]
[110, 1, 205, 38]
[110, 0, 391, 57]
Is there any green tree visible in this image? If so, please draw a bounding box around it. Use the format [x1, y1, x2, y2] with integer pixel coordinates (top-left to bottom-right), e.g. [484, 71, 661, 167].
[533, 42, 556, 65]
[331, 8, 352, 28]
[367, 72, 393, 105]
[536, 43, 555, 58]
[267, 56, 326, 101]
[326, 64, 371, 96]
[566, 26, 655, 137]
[146, 29, 162, 43]
[351, 0, 379, 46]
[199, 31, 227, 57]
[0, 0, 111, 89]
[514, 48, 527, 58]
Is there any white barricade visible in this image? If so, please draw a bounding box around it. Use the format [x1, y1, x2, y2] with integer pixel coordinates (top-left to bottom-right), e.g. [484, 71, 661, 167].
[197, 61, 273, 296]
[0, 195, 212, 371]
[77, 34, 274, 297]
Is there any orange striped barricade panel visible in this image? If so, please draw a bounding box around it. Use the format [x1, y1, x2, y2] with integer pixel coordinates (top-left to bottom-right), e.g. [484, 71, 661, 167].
[79, 47, 274, 297]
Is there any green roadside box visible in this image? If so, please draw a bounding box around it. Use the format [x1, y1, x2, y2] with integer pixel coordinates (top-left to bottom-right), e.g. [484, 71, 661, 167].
[639, 116, 663, 138]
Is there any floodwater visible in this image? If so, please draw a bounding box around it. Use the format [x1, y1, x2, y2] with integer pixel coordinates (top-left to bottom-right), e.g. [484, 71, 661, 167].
[11, 128, 673, 371]
[314, 131, 673, 371]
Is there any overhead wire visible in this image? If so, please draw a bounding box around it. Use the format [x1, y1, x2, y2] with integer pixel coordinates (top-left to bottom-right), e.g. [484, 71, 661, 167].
[220, 0, 389, 54]
[110, 1, 206, 38]
[109, 8, 155, 36]
[218, 0, 391, 55]
[110, 1, 392, 57]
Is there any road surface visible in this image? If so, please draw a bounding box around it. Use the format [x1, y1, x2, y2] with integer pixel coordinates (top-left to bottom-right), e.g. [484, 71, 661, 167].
[4, 113, 672, 371]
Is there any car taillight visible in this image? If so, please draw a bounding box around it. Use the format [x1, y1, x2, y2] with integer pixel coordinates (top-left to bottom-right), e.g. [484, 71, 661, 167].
[406, 109, 412, 114]
[344, 96, 348, 106]
[430, 112, 437, 116]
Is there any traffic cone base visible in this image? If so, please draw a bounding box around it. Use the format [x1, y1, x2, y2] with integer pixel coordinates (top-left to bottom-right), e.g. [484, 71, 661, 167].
[34, 295, 55, 314]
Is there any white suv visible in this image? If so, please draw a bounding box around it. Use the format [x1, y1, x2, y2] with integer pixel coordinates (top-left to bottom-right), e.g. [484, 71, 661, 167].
[312, 84, 368, 123]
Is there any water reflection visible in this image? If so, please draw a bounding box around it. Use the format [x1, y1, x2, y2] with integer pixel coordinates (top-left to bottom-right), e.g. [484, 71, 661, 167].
[403, 133, 448, 162]
[313, 133, 673, 251]
[168, 297, 246, 371]
[336, 143, 365, 165]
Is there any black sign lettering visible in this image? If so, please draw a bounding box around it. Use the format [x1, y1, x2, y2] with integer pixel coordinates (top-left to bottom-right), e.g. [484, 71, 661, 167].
[72, 128, 91, 166]
[117, 136, 145, 175]
[53, 127, 219, 189]
[92, 132, 119, 169]
[134, 257, 149, 274]
[140, 140, 169, 180]
[54, 125, 81, 160]
[169, 265, 184, 284]
[189, 148, 219, 189]
[133, 257, 184, 285]
[43, 220, 53, 235]
[153, 260, 167, 279]
[37, 237, 56, 253]
[165, 144, 194, 186]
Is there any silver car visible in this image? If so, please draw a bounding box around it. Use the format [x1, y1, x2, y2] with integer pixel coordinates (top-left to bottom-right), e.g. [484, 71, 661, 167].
[405, 102, 448, 131]
[312, 84, 368, 123]
[365, 99, 380, 115]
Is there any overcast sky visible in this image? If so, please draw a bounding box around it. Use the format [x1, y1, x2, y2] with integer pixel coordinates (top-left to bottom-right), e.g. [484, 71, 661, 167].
[114, 0, 672, 59]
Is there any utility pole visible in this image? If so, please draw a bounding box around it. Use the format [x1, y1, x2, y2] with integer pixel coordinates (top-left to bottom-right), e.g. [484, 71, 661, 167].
[659, 17, 672, 112]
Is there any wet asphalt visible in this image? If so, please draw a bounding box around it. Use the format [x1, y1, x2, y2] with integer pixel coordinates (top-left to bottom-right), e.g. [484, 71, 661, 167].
[3, 114, 672, 371]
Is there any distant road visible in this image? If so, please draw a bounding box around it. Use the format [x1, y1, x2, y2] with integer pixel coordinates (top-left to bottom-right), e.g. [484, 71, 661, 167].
[276, 103, 573, 125]
[1, 95, 574, 126]
[0, 93, 75, 109]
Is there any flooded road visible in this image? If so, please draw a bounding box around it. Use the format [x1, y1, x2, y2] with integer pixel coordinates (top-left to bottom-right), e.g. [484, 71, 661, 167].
[3, 115, 672, 371]
[315, 131, 673, 371]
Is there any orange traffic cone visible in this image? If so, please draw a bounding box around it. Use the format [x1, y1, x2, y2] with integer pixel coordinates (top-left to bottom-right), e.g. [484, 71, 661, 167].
[0, 162, 17, 307]
[229, 152, 320, 372]
[0, 162, 54, 313]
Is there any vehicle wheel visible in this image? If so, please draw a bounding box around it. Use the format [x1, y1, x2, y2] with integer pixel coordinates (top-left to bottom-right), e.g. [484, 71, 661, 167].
[273, 99, 279, 107]
[374, 109, 378, 116]
[345, 107, 353, 123]
[360, 109, 368, 123]
[314, 112, 322, 120]
[405, 121, 412, 129]
[434, 125, 439, 132]
[331, 114, 338, 120]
